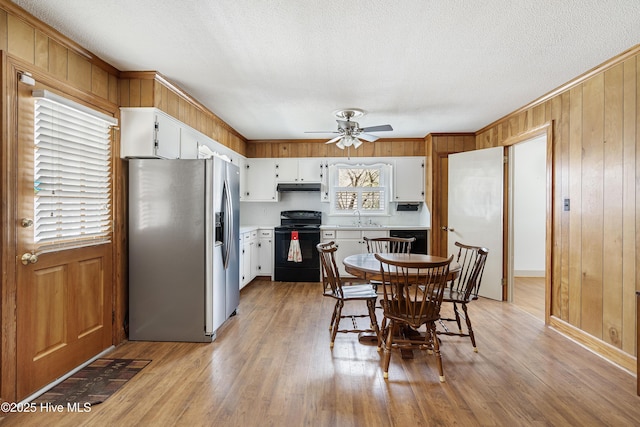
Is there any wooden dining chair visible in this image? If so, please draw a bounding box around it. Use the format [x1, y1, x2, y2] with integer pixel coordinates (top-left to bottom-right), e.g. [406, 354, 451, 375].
[316, 242, 382, 349]
[363, 236, 415, 255]
[363, 236, 415, 289]
[363, 236, 417, 315]
[437, 241, 489, 352]
[376, 253, 453, 382]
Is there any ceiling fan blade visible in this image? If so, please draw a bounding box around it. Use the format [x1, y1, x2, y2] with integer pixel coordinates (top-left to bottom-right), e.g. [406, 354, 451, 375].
[358, 133, 379, 142]
[360, 124, 393, 133]
[325, 135, 343, 144]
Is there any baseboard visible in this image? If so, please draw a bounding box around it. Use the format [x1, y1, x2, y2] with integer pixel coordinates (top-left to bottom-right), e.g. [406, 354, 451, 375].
[514, 270, 545, 277]
[549, 316, 636, 375]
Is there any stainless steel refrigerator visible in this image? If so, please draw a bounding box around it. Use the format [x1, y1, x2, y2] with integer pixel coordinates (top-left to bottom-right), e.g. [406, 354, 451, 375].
[128, 157, 240, 342]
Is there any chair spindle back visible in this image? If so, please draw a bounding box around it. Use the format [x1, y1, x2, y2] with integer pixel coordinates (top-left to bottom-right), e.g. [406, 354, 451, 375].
[364, 236, 415, 254]
[317, 241, 343, 298]
[376, 254, 453, 329]
[451, 242, 489, 301]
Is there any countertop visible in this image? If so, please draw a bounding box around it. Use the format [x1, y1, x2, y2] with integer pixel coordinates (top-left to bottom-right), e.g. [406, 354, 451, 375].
[240, 225, 429, 233]
[240, 225, 274, 234]
[320, 225, 430, 231]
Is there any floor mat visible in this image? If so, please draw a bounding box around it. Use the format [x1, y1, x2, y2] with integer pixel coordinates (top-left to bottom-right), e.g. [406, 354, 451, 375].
[34, 358, 151, 406]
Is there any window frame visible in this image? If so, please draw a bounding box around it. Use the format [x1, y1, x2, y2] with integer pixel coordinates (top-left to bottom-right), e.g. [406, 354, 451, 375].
[328, 162, 391, 216]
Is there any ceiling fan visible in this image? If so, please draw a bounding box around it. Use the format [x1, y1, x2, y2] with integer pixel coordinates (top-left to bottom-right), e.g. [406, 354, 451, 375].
[305, 108, 393, 149]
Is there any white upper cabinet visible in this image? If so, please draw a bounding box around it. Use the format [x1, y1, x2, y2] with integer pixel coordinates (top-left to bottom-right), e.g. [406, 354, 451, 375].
[297, 158, 323, 182]
[274, 158, 322, 183]
[244, 158, 278, 202]
[274, 158, 298, 182]
[238, 156, 425, 204]
[180, 128, 200, 159]
[320, 159, 330, 202]
[120, 107, 240, 163]
[393, 157, 425, 202]
[120, 107, 181, 159]
[237, 157, 247, 201]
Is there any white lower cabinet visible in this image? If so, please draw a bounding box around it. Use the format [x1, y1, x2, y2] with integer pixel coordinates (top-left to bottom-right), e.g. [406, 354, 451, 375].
[321, 229, 388, 277]
[257, 228, 274, 278]
[240, 230, 256, 289]
[334, 238, 364, 278]
[240, 229, 262, 289]
[239, 233, 248, 289]
[239, 235, 244, 287]
[249, 230, 258, 280]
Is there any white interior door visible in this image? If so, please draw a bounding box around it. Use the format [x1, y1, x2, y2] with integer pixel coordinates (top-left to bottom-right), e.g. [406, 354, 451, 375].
[447, 146, 504, 300]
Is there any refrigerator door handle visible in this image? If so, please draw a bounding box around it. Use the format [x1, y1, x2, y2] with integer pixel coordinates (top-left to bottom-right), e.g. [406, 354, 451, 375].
[223, 178, 232, 270]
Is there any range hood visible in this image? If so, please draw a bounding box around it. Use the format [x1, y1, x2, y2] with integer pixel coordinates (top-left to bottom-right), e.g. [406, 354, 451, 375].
[276, 183, 321, 192]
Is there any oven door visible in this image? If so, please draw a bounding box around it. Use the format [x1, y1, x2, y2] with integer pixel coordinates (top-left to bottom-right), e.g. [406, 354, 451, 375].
[274, 229, 320, 270]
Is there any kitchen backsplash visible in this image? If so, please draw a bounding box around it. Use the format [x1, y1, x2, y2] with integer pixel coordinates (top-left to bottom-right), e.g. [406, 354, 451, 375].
[240, 192, 430, 227]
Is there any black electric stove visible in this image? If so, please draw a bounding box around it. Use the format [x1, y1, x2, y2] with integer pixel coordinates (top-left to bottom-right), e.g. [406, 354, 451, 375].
[274, 211, 321, 282]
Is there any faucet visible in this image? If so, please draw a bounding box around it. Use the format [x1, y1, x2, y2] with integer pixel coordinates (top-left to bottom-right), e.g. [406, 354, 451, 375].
[353, 209, 361, 226]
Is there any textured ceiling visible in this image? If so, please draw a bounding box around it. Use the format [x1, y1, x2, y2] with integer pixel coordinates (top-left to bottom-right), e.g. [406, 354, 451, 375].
[10, 0, 640, 141]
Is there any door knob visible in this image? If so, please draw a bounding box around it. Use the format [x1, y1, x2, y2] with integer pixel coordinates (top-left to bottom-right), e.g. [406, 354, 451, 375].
[441, 226, 455, 232]
[21, 218, 34, 228]
[21, 252, 38, 265]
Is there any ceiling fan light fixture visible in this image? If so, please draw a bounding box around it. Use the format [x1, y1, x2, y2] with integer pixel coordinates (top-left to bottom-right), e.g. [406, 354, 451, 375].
[310, 108, 392, 150]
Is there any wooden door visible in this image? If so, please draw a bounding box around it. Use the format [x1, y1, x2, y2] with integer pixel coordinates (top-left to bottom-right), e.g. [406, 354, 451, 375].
[15, 81, 113, 399]
[447, 146, 504, 301]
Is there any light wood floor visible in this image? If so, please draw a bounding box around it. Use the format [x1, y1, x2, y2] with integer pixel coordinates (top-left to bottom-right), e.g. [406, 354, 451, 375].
[3, 279, 639, 426]
[513, 276, 545, 320]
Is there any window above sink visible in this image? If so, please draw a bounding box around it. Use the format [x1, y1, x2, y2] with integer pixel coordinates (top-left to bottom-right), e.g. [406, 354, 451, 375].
[328, 163, 391, 216]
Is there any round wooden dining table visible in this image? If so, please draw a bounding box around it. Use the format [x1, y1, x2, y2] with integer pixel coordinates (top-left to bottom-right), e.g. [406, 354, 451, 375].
[343, 252, 460, 281]
[343, 252, 460, 351]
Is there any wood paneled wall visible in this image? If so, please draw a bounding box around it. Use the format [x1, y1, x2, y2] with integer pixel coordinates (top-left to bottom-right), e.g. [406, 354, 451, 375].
[245, 138, 426, 158]
[476, 45, 640, 369]
[0, 4, 119, 105]
[120, 72, 247, 156]
[0, 0, 124, 401]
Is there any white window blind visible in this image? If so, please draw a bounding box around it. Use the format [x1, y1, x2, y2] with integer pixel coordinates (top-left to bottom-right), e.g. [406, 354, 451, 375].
[33, 91, 116, 249]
